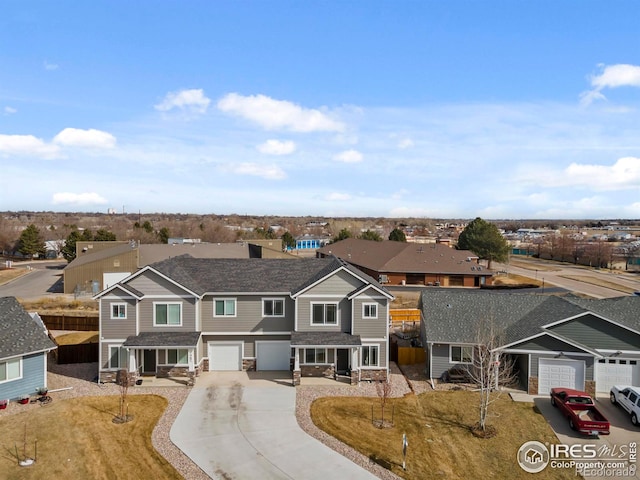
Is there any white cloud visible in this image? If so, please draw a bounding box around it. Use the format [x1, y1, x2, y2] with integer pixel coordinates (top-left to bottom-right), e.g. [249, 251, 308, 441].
[3, 106, 17, 115]
[257, 139, 296, 155]
[155, 88, 211, 114]
[53, 128, 116, 148]
[223, 162, 286, 180]
[326, 192, 351, 201]
[52, 192, 108, 206]
[43, 61, 59, 71]
[581, 64, 640, 105]
[333, 149, 363, 163]
[0, 134, 60, 158]
[217, 93, 344, 132]
[397, 138, 414, 149]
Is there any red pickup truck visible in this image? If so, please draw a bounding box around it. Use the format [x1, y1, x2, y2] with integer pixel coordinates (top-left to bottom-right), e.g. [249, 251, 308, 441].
[550, 388, 610, 436]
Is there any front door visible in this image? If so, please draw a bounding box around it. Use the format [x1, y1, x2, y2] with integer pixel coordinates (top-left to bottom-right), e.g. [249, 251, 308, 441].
[142, 349, 156, 375]
[336, 349, 350, 375]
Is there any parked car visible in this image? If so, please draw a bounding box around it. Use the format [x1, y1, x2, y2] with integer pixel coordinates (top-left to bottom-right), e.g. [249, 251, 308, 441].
[550, 388, 610, 436]
[610, 385, 640, 426]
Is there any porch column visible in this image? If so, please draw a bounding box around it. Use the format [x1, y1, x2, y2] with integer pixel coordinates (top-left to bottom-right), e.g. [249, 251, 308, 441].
[188, 348, 195, 372]
[128, 349, 137, 374]
[293, 347, 301, 386]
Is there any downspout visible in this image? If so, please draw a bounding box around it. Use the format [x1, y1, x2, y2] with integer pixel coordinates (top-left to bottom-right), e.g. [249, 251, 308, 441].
[428, 342, 435, 389]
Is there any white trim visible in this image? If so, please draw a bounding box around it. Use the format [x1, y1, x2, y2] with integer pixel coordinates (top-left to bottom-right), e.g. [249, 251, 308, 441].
[163, 348, 189, 366]
[597, 349, 640, 356]
[499, 349, 595, 357]
[310, 301, 339, 326]
[213, 298, 237, 318]
[110, 302, 127, 319]
[0, 357, 22, 384]
[107, 344, 128, 370]
[94, 283, 144, 300]
[207, 341, 243, 371]
[140, 294, 195, 299]
[347, 284, 394, 301]
[153, 301, 183, 327]
[42, 353, 48, 389]
[201, 331, 291, 336]
[262, 297, 286, 317]
[301, 347, 329, 365]
[497, 331, 600, 357]
[204, 291, 290, 296]
[298, 294, 346, 299]
[361, 344, 380, 368]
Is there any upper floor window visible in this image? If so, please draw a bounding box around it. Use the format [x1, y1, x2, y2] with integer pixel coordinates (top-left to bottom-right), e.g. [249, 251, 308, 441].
[311, 303, 338, 325]
[167, 349, 188, 365]
[111, 303, 126, 319]
[263, 298, 284, 317]
[108, 346, 128, 369]
[154, 303, 182, 326]
[362, 303, 378, 319]
[450, 345, 473, 364]
[0, 357, 21, 383]
[214, 298, 236, 317]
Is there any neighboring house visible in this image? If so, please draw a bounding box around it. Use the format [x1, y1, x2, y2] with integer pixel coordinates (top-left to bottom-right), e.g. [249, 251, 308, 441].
[95, 255, 393, 386]
[0, 297, 57, 401]
[293, 235, 331, 252]
[317, 238, 493, 287]
[420, 289, 640, 396]
[63, 241, 292, 295]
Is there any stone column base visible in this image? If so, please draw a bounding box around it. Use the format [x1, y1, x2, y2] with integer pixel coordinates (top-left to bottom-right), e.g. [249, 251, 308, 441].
[292, 370, 301, 386]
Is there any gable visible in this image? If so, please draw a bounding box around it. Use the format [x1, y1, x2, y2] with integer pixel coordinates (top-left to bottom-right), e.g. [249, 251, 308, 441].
[502, 333, 592, 354]
[302, 268, 364, 296]
[547, 313, 640, 351]
[126, 269, 195, 297]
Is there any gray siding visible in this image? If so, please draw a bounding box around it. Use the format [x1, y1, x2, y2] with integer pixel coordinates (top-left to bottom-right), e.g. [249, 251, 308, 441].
[530, 354, 594, 380]
[138, 297, 197, 332]
[548, 314, 640, 351]
[505, 334, 589, 353]
[430, 343, 456, 379]
[0, 353, 47, 401]
[128, 270, 192, 296]
[352, 295, 388, 338]
[296, 297, 351, 333]
[302, 269, 363, 295]
[201, 296, 294, 333]
[100, 296, 137, 339]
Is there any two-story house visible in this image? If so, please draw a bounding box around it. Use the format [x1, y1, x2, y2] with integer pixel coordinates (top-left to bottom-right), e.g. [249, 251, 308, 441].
[95, 255, 393, 385]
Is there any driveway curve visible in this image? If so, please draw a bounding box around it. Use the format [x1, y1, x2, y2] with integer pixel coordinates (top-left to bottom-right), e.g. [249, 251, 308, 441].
[170, 372, 377, 480]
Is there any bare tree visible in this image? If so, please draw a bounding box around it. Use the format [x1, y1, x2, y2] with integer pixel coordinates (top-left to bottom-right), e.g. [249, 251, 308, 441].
[374, 373, 393, 428]
[463, 319, 518, 436]
[115, 369, 134, 423]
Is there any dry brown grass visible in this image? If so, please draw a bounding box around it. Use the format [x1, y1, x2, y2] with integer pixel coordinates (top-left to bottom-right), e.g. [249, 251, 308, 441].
[311, 390, 574, 479]
[0, 395, 181, 480]
[0, 267, 29, 284]
[492, 273, 544, 287]
[18, 296, 98, 314]
[54, 331, 99, 345]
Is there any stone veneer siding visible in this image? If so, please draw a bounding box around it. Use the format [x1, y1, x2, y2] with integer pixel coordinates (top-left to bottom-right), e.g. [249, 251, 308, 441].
[301, 364, 335, 378]
[528, 376, 538, 395]
[359, 369, 388, 382]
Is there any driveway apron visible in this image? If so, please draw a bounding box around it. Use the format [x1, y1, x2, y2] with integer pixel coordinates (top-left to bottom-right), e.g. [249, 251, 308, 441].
[171, 373, 377, 480]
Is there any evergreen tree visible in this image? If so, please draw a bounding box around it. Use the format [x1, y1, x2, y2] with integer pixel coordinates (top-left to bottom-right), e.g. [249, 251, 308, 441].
[457, 217, 509, 268]
[94, 229, 117, 241]
[331, 228, 353, 243]
[359, 230, 383, 242]
[388, 228, 407, 242]
[157, 227, 170, 244]
[281, 231, 296, 250]
[17, 224, 45, 258]
[61, 230, 81, 262]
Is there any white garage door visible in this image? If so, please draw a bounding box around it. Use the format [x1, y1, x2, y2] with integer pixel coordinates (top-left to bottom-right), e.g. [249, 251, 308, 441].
[208, 342, 242, 371]
[538, 358, 585, 394]
[596, 358, 638, 393]
[256, 341, 291, 371]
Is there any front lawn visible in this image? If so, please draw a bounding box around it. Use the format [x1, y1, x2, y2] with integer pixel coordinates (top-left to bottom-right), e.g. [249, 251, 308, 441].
[0, 395, 181, 480]
[311, 390, 574, 479]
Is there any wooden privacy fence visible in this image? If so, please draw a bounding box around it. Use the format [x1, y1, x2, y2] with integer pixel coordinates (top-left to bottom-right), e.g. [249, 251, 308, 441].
[397, 347, 426, 365]
[40, 314, 99, 331]
[390, 308, 421, 324]
[53, 342, 99, 364]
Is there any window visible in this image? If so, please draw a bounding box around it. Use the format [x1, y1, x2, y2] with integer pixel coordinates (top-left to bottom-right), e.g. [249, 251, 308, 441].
[154, 303, 182, 325]
[362, 345, 379, 367]
[362, 303, 378, 319]
[108, 346, 128, 369]
[111, 303, 126, 319]
[214, 299, 236, 317]
[304, 348, 327, 364]
[450, 345, 473, 364]
[167, 349, 188, 365]
[263, 298, 284, 317]
[0, 358, 21, 383]
[311, 303, 338, 325]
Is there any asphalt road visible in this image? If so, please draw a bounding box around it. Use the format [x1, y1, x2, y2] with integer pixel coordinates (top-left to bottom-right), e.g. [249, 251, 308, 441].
[0, 260, 67, 300]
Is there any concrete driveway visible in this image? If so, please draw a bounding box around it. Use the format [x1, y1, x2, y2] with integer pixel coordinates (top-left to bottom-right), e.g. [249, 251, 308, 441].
[533, 394, 640, 479]
[170, 371, 377, 480]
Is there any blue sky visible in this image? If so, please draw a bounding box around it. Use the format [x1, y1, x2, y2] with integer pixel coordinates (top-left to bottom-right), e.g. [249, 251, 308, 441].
[1, 1, 640, 219]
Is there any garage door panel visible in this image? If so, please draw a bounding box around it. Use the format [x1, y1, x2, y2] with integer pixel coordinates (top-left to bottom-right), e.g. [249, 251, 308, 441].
[209, 343, 242, 371]
[256, 342, 291, 371]
[538, 358, 585, 395]
[596, 358, 637, 393]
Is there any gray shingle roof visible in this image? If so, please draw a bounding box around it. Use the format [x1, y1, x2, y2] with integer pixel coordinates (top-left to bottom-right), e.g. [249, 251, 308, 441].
[420, 289, 640, 347]
[146, 255, 361, 295]
[123, 331, 201, 348]
[291, 331, 362, 346]
[0, 297, 57, 359]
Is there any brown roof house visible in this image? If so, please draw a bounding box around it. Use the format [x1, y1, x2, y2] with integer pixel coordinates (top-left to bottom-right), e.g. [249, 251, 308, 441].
[317, 238, 493, 287]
